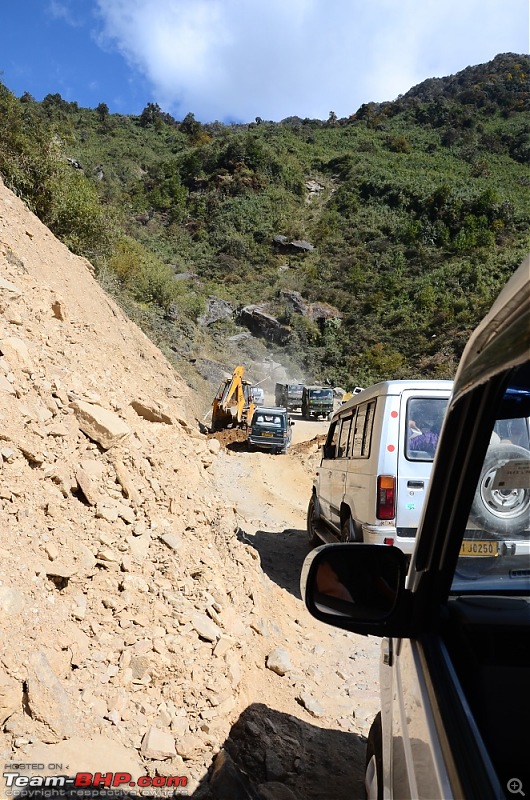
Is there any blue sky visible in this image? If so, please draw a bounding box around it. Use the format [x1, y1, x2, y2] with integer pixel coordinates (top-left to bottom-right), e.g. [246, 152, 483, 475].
[1, 0, 529, 123]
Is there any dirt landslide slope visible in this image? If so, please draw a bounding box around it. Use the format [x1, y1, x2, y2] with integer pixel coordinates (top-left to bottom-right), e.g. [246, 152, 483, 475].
[0, 179, 379, 800]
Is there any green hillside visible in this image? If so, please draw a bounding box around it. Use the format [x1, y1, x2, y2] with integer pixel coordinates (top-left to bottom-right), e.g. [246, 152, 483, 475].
[1, 52, 529, 390]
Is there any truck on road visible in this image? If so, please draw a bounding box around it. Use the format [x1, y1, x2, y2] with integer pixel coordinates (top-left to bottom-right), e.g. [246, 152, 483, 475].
[301, 386, 334, 419]
[274, 383, 304, 412]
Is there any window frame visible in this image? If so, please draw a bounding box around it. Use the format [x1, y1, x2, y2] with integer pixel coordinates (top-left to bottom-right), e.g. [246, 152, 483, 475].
[337, 414, 354, 458]
[349, 400, 376, 458]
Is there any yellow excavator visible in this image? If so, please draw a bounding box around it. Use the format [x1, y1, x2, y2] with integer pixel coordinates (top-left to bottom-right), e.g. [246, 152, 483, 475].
[211, 365, 256, 432]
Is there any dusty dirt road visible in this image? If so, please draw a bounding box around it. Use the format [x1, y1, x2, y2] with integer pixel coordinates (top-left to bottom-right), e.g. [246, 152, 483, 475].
[208, 416, 382, 800]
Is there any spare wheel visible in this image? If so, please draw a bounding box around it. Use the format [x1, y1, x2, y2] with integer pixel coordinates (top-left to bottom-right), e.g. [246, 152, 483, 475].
[470, 444, 530, 536]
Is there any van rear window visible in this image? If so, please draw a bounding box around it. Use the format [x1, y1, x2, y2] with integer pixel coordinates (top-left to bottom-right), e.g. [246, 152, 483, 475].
[406, 397, 449, 461]
[254, 414, 283, 427]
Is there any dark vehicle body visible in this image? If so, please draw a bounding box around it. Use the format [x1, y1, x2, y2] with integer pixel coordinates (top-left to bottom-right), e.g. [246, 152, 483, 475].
[248, 406, 293, 454]
[302, 256, 530, 799]
[301, 385, 334, 419]
[275, 383, 304, 411]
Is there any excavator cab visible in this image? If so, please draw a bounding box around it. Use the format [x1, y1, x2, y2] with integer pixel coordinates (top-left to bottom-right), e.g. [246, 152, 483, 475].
[211, 366, 256, 432]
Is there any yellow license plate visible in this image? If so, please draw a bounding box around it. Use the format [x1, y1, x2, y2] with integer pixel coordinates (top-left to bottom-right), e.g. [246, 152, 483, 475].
[262, 432, 273, 437]
[459, 540, 499, 557]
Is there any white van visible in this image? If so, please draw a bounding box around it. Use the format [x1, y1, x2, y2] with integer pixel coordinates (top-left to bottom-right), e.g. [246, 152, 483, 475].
[307, 380, 453, 554]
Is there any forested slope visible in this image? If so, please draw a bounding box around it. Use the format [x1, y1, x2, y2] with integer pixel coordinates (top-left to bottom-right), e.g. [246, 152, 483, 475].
[1, 52, 529, 389]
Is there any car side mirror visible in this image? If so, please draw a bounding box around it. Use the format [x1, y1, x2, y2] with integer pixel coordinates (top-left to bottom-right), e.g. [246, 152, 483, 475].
[301, 544, 413, 637]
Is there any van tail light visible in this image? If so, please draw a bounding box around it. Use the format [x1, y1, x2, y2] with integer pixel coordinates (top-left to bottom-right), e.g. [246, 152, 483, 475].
[377, 475, 395, 520]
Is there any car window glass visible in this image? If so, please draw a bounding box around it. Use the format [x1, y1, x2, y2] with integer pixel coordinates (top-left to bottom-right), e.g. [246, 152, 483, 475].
[361, 401, 376, 457]
[452, 368, 530, 592]
[323, 419, 340, 459]
[350, 401, 375, 458]
[337, 414, 353, 457]
[406, 397, 449, 461]
[254, 414, 283, 427]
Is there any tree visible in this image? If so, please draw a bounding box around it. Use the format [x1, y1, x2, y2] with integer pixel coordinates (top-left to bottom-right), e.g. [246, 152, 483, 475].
[96, 102, 109, 125]
[42, 93, 77, 114]
[179, 112, 210, 146]
[139, 102, 163, 130]
[180, 112, 201, 138]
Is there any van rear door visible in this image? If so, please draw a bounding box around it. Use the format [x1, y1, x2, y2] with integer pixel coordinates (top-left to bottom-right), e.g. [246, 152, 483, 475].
[396, 390, 451, 537]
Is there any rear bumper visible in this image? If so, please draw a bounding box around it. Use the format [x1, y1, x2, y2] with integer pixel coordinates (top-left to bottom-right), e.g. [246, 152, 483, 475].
[362, 524, 416, 554]
[248, 435, 289, 450]
[361, 526, 530, 558]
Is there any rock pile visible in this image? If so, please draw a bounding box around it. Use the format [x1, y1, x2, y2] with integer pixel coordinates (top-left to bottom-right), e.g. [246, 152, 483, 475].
[0, 178, 381, 800]
[0, 179, 276, 793]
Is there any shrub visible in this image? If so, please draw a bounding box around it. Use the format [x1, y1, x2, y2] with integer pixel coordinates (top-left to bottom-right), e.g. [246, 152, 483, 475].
[45, 162, 116, 261]
[107, 237, 177, 309]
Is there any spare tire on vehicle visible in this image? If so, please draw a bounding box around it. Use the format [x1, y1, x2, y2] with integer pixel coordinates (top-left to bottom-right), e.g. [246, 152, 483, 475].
[470, 444, 530, 536]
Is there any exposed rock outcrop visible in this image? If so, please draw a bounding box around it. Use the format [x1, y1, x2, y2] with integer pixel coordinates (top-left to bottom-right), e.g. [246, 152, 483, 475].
[238, 305, 291, 345]
[280, 290, 342, 322]
[272, 236, 315, 253]
[198, 297, 235, 327]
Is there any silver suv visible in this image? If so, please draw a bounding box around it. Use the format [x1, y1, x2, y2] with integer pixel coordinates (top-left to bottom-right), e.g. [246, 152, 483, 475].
[302, 255, 530, 800]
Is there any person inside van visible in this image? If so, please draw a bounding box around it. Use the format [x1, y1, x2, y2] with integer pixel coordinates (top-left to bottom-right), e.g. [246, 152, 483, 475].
[407, 398, 449, 459]
[409, 417, 442, 455]
[409, 419, 422, 437]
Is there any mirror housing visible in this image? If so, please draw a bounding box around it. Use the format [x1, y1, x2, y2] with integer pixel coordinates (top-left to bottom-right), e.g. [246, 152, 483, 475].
[301, 543, 415, 637]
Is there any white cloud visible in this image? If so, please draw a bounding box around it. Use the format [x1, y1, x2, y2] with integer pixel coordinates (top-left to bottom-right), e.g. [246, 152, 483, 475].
[48, 0, 83, 27]
[94, 0, 529, 121]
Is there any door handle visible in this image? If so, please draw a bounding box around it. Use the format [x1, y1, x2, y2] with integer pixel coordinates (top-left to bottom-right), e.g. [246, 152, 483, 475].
[407, 481, 424, 489]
